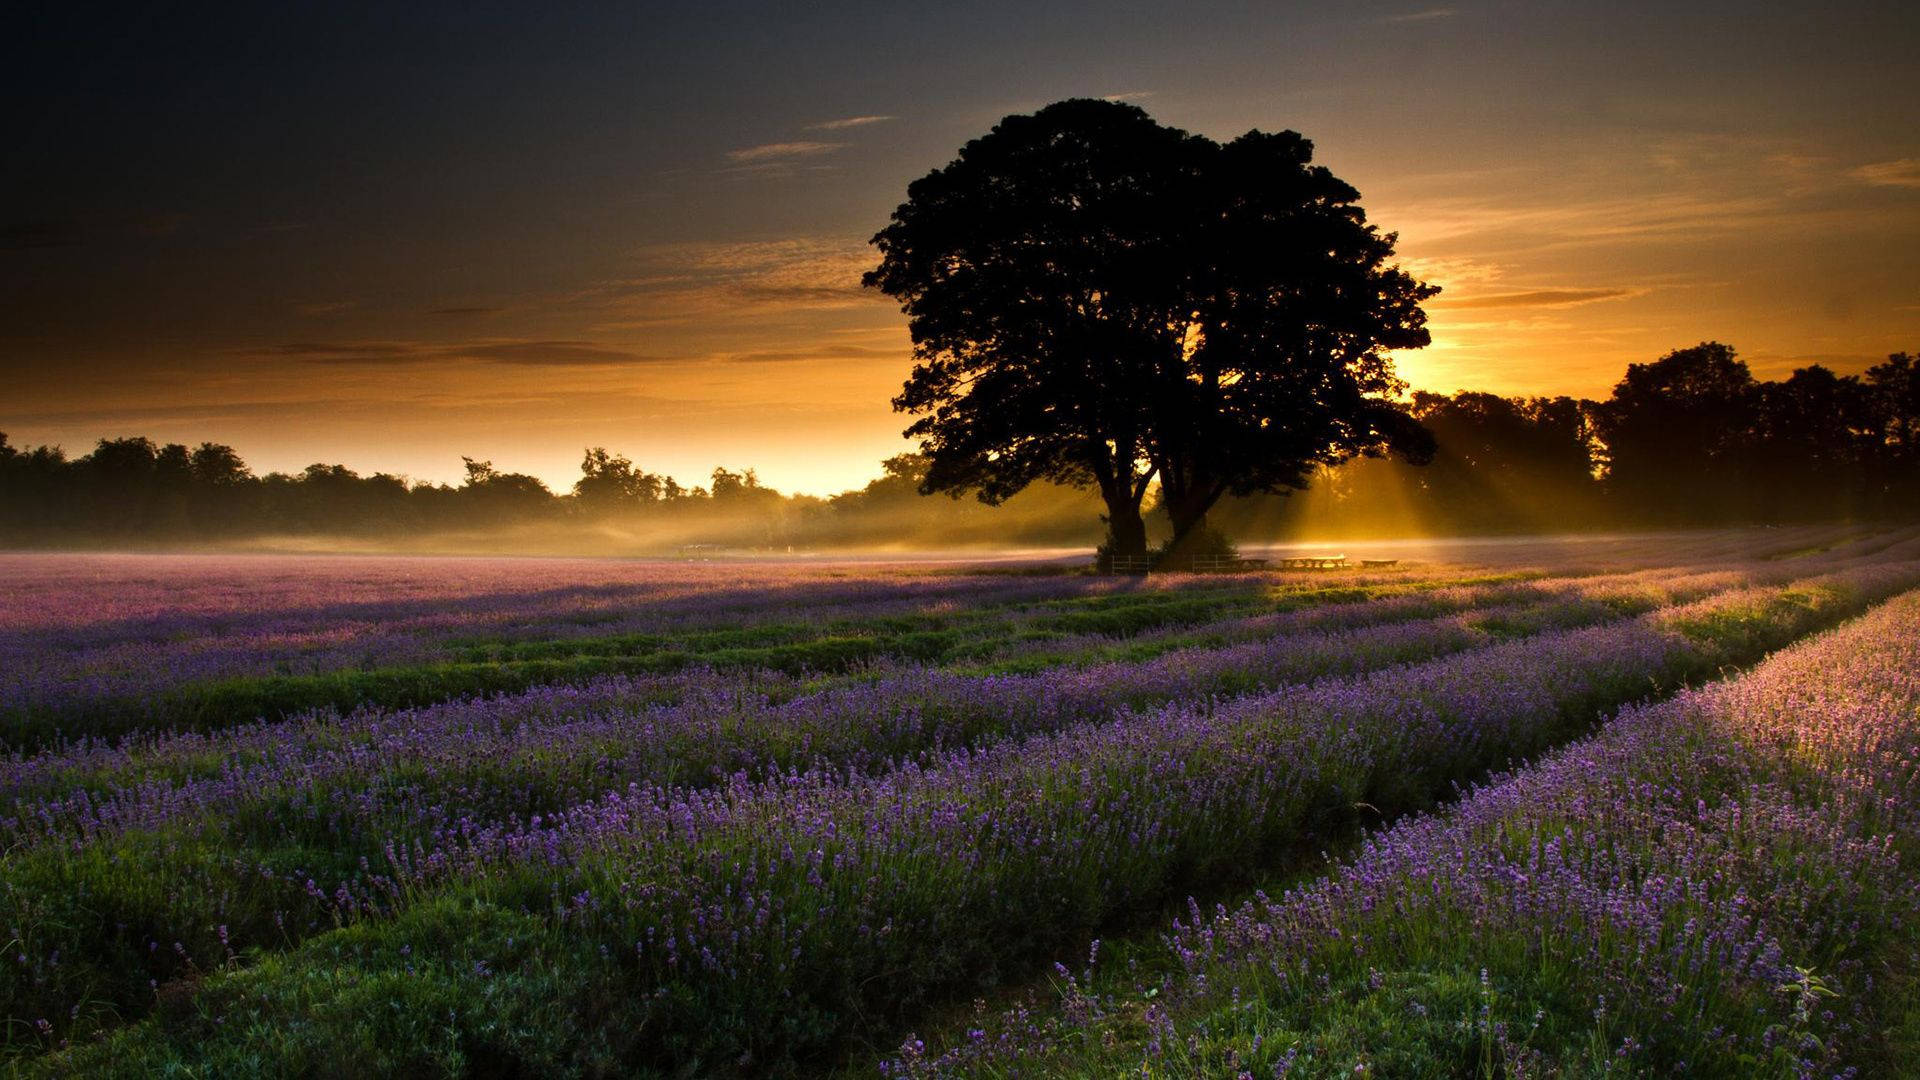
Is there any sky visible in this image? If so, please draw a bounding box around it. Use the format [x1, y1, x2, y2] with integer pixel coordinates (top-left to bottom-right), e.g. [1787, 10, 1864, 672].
[5, 1, 1918, 495]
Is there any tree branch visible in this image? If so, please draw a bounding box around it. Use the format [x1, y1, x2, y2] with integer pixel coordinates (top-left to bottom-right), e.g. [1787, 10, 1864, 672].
[1130, 463, 1160, 504]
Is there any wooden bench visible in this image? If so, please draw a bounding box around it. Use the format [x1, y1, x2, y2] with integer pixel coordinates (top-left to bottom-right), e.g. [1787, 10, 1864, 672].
[1359, 558, 1399, 568]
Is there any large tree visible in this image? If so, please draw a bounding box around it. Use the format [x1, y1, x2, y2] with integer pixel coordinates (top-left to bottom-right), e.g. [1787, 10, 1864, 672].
[865, 99, 1436, 560]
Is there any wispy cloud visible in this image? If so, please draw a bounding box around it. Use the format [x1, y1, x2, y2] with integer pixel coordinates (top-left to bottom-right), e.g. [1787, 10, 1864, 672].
[806, 115, 894, 131]
[710, 343, 902, 364]
[267, 339, 658, 368]
[1388, 188, 1806, 253]
[725, 141, 847, 163]
[1439, 287, 1646, 309]
[585, 237, 885, 326]
[1851, 158, 1920, 189]
[429, 305, 504, 317]
[1101, 90, 1156, 102]
[459, 342, 653, 366]
[1379, 8, 1457, 24]
[6, 398, 381, 427]
[1765, 152, 1827, 171]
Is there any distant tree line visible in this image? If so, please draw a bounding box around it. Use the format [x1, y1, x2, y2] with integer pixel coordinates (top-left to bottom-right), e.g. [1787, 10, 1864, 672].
[1214, 344, 1920, 538]
[3, 344, 1916, 551]
[0, 434, 1104, 551]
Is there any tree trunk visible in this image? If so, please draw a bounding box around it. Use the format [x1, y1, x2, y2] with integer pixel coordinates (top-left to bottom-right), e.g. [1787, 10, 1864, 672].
[1102, 489, 1150, 562]
[1159, 509, 1214, 568]
[1159, 477, 1226, 565]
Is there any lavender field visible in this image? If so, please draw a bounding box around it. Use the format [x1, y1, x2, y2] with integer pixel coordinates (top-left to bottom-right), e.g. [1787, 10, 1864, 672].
[6, 526, 1920, 1077]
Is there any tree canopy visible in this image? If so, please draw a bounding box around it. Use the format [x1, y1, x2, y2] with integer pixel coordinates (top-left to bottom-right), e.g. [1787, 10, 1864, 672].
[865, 98, 1437, 560]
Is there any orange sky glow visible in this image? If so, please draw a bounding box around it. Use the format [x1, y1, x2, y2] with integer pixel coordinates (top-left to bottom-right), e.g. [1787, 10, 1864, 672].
[5, 4, 1916, 495]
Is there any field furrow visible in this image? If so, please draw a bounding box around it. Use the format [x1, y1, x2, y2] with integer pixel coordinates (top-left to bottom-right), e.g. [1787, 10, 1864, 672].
[11, 558, 1915, 1072]
[896, 587, 1920, 1077]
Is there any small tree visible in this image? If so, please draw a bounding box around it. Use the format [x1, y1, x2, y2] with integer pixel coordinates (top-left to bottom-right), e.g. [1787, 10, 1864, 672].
[574, 447, 664, 511]
[866, 99, 1436, 560]
[1866, 352, 1920, 514]
[458, 457, 554, 520]
[188, 443, 252, 487]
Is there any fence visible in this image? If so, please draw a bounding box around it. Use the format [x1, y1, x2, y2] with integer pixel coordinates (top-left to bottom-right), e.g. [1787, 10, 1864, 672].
[1191, 554, 1259, 573]
[1101, 555, 1281, 574]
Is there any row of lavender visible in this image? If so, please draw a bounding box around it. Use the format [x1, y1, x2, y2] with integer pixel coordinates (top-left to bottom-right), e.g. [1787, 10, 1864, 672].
[16, 538, 1914, 801]
[0, 561, 1740, 1052]
[0, 562, 1746, 841]
[899, 590, 1920, 1077]
[21, 556, 1920, 1072]
[0, 566, 1562, 755]
[7, 523, 1902, 732]
[0, 565, 1485, 734]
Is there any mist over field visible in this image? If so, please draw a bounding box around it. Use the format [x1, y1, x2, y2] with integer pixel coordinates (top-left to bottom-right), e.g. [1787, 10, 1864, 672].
[7, 345, 1919, 559]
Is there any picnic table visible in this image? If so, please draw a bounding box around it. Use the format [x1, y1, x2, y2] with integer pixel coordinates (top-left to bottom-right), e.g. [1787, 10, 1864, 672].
[1275, 554, 1347, 570]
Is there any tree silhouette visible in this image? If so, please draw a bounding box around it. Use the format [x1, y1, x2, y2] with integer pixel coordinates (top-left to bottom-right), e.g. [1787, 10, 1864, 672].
[1592, 342, 1757, 522]
[1750, 365, 1878, 519]
[458, 457, 553, 520]
[188, 443, 251, 487]
[865, 98, 1437, 561]
[1868, 352, 1919, 507]
[1399, 391, 1598, 529]
[575, 447, 665, 510]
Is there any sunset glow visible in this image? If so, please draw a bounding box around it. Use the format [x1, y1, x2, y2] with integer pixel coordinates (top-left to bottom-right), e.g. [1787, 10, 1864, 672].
[6, 3, 1918, 495]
